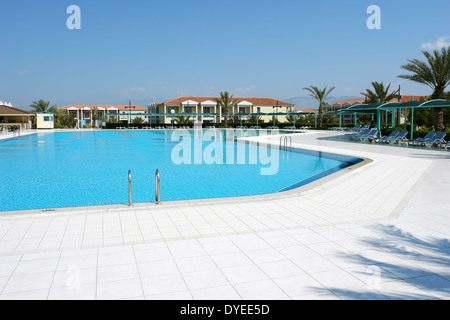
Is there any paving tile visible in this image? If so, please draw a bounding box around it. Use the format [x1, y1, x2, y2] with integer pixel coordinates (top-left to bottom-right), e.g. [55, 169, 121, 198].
[146, 291, 193, 300]
[57, 254, 98, 271]
[137, 260, 180, 278]
[233, 280, 289, 300]
[13, 258, 59, 276]
[182, 269, 230, 290]
[310, 269, 366, 290]
[97, 278, 143, 300]
[52, 267, 97, 288]
[292, 256, 340, 274]
[404, 275, 450, 299]
[141, 274, 188, 296]
[273, 274, 328, 298]
[168, 244, 207, 259]
[3, 272, 55, 294]
[175, 255, 217, 273]
[98, 264, 140, 283]
[48, 284, 96, 300]
[221, 265, 268, 285]
[210, 252, 254, 269]
[190, 285, 242, 300]
[258, 261, 306, 279]
[0, 289, 49, 300]
[375, 279, 437, 300]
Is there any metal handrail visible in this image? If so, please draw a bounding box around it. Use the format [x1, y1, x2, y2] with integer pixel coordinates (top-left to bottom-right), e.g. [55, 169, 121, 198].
[280, 135, 292, 151]
[128, 170, 132, 206]
[155, 169, 161, 204]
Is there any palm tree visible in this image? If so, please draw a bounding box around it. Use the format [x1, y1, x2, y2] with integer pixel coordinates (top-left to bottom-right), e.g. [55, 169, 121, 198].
[303, 86, 335, 127]
[30, 100, 58, 114]
[174, 115, 191, 125]
[92, 106, 100, 127]
[214, 91, 239, 127]
[361, 82, 398, 103]
[399, 47, 450, 131]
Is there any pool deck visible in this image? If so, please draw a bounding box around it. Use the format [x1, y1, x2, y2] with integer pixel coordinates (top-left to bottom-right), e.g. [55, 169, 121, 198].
[0, 130, 449, 300]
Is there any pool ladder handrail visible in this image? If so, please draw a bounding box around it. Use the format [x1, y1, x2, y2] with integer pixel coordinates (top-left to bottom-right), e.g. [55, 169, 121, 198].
[280, 135, 292, 151]
[155, 169, 161, 205]
[280, 135, 292, 160]
[128, 170, 132, 206]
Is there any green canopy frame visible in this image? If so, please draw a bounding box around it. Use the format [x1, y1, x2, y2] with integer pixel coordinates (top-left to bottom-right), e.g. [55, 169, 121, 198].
[330, 99, 450, 138]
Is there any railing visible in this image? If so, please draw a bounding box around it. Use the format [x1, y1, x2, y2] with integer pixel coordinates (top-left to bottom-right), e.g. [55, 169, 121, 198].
[280, 135, 292, 151]
[155, 169, 161, 205]
[280, 135, 292, 160]
[128, 170, 132, 206]
[127, 169, 161, 206]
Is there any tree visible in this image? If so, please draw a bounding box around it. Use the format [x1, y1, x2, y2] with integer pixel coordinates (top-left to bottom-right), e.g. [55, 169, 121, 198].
[131, 117, 145, 125]
[214, 91, 239, 127]
[399, 47, 450, 131]
[361, 82, 398, 103]
[56, 111, 76, 128]
[30, 100, 58, 114]
[92, 106, 100, 127]
[302, 86, 335, 127]
[248, 115, 262, 125]
[174, 116, 192, 125]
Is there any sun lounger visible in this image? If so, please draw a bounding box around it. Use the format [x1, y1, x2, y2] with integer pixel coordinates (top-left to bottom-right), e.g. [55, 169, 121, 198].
[386, 131, 409, 144]
[347, 129, 370, 140]
[346, 125, 362, 132]
[355, 129, 378, 142]
[423, 132, 447, 147]
[407, 132, 436, 146]
[375, 131, 399, 143]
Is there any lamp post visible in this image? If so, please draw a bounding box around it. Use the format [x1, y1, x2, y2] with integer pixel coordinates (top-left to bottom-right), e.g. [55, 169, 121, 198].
[125, 101, 136, 129]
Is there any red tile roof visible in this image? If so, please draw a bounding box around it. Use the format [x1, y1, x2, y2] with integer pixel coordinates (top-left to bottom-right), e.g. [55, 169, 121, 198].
[398, 95, 427, 103]
[161, 97, 294, 106]
[332, 98, 366, 105]
[61, 105, 147, 111]
[333, 96, 428, 106]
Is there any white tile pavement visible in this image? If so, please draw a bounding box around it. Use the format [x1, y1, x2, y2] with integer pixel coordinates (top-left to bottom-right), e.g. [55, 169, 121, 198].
[0, 131, 449, 300]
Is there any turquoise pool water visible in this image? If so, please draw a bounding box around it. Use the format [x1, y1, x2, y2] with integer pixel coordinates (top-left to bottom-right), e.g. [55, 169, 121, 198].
[0, 131, 362, 212]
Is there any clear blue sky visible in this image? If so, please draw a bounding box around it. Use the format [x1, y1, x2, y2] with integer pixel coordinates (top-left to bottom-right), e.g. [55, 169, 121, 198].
[1, 0, 450, 108]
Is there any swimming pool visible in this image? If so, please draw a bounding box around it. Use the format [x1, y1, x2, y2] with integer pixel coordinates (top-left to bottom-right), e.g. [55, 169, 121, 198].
[0, 130, 362, 212]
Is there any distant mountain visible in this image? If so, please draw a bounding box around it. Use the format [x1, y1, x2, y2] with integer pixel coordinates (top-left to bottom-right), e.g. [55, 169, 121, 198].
[284, 96, 362, 109]
[117, 98, 167, 107]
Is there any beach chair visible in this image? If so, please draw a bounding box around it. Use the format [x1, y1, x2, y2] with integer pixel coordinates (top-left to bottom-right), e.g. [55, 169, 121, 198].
[355, 128, 378, 142]
[347, 129, 370, 140]
[423, 132, 446, 147]
[346, 125, 362, 132]
[388, 131, 409, 144]
[407, 132, 436, 146]
[375, 131, 399, 143]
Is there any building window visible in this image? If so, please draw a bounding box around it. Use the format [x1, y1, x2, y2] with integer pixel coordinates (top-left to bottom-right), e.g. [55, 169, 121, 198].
[44, 116, 51, 122]
[184, 107, 193, 114]
[203, 107, 211, 114]
[83, 111, 90, 118]
[239, 107, 246, 114]
[257, 107, 261, 114]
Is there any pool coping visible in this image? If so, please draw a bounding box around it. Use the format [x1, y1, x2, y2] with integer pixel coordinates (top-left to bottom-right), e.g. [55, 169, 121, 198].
[0, 132, 373, 217]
